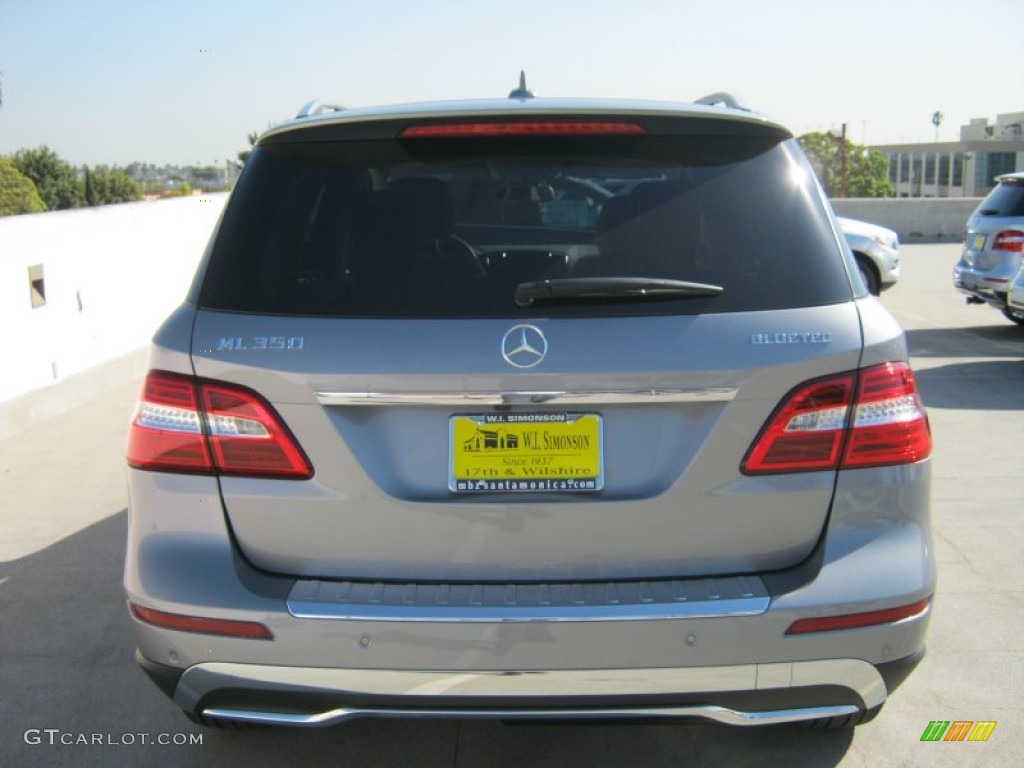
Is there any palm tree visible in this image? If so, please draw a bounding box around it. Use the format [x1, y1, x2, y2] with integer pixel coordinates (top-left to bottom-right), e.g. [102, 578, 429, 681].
[931, 111, 944, 142]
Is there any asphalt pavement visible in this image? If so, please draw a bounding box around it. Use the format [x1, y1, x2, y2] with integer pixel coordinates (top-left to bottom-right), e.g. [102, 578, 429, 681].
[1, 243, 1021, 767]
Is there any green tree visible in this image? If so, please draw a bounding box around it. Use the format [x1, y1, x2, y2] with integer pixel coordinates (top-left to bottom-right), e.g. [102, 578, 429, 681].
[797, 132, 894, 198]
[107, 166, 142, 202]
[83, 167, 98, 206]
[0, 156, 46, 216]
[849, 148, 894, 198]
[237, 131, 260, 165]
[84, 165, 142, 205]
[12, 146, 84, 209]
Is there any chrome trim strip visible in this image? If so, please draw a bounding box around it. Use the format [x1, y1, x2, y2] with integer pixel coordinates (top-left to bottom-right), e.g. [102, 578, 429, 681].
[200, 703, 860, 728]
[315, 388, 738, 407]
[175, 659, 887, 715]
[287, 597, 770, 622]
[286, 576, 770, 623]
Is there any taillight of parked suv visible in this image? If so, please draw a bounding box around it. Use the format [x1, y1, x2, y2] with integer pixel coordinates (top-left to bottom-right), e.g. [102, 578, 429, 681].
[741, 362, 931, 474]
[992, 230, 1024, 253]
[126, 370, 312, 478]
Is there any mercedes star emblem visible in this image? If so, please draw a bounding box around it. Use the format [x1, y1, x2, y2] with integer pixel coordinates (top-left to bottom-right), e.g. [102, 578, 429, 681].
[501, 324, 548, 368]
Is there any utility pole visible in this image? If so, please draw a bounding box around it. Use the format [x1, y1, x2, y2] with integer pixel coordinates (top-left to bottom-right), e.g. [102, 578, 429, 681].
[829, 124, 849, 197]
[839, 123, 848, 198]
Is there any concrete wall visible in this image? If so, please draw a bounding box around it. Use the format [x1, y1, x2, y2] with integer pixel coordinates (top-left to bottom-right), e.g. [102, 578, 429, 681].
[831, 197, 979, 243]
[0, 194, 227, 435]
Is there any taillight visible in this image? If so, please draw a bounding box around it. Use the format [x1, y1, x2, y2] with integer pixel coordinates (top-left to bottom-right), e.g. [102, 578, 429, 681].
[741, 374, 853, 473]
[126, 371, 312, 478]
[741, 363, 930, 474]
[200, 382, 313, 477]
[992, 230, 1024, 252]
[842, 363, 932, 469]
[399, 121, 647, 138]
[126, 371, 210, 472]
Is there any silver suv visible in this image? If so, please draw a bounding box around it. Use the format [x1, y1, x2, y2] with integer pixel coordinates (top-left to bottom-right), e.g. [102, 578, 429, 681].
[955, 172, 1024, 325]
[125, 87, 934, 730]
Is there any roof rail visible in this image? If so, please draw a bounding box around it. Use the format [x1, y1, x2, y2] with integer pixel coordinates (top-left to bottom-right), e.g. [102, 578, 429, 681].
[295, 100, 346, 119]
[693, 92, 750, 111]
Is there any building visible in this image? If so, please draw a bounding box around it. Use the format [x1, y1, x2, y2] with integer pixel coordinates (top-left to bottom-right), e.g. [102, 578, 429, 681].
[872, 111, 1024, 198]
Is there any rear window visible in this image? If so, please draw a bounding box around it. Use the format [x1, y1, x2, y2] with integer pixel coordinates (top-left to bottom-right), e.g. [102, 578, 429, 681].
[198, 131, 849, 317]
[979, 178, 1024, 217]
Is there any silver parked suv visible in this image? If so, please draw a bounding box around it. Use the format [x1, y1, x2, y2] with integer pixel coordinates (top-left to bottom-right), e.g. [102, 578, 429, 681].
[954, 171, 1024, 325]
[125, 85, 934, 730]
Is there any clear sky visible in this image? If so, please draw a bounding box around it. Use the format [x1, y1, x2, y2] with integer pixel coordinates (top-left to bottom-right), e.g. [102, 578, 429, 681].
[1, 0, 1021, 167]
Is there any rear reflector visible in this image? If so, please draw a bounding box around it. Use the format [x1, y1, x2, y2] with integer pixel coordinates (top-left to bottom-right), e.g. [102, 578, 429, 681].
[400, 122, 647, 138]
[126, 371, 312, 478]
[992, 229, 1024, 253]
[130, 603, 273, 639]
[785, 597, 931, 635]
[741, 362, 931, 474]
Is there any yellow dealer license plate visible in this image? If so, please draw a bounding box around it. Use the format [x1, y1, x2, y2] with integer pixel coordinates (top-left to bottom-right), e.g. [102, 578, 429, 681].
[450, 413, 603, 493]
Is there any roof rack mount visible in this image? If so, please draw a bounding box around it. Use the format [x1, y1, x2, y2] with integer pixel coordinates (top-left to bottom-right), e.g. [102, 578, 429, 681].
[295, 100, 345, 119]
[693, 92, 750, 111]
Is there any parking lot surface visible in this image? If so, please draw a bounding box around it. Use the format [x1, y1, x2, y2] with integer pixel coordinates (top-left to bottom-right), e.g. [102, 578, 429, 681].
[1, 243, 1021, 767]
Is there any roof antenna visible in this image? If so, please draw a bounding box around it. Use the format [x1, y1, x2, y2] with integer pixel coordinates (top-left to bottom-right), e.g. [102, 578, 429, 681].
[508, 71, 534, 100]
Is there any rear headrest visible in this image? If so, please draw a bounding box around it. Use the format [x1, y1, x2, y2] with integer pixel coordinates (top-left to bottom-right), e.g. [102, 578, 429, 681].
[597, 181, 688, 233]
[628, 181, 688, 210]
[385, 177, 454, 242]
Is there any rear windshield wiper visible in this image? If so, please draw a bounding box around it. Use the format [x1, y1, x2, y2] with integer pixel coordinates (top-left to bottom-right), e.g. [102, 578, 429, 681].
[515, 277, 723, 307]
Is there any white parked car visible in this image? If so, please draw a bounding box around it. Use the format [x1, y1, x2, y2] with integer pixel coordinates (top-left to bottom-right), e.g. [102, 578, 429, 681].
[839, 217, 900, 295]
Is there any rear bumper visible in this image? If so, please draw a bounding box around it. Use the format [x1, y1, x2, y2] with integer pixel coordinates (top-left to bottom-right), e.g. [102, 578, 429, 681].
[137, 650, 924, 727]
[954, 257, 1022, 306]
[126, 463, 934, 727]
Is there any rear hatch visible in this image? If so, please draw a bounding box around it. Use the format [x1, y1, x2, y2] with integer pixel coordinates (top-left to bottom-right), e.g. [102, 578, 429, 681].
[189, 110, 863, 582]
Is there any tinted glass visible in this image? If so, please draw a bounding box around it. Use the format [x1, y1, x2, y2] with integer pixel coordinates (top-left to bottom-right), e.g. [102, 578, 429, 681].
[979, 178, 1024, 217]
[199, 133, 849, 317]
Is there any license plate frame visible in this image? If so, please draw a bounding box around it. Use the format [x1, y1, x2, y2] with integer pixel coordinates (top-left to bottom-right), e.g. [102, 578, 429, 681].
[970, 233, 986, 251]
[449, 413, 604, 493]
